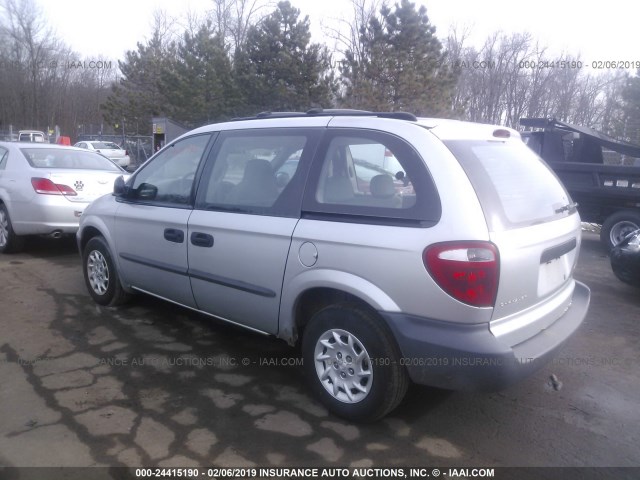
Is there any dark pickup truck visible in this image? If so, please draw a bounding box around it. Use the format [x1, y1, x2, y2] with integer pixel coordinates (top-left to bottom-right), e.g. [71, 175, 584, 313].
[520, 118, 640, 249]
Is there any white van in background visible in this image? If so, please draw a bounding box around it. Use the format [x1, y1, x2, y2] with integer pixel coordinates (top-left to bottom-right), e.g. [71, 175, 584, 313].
[18, 130, 47, 143]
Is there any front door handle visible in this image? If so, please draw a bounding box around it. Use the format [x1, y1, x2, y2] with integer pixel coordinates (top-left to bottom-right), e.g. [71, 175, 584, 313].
[190, 232, 214, 248]
[164, 228, 184, 243]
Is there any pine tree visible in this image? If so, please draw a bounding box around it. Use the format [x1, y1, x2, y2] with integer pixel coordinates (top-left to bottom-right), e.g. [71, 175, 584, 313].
[235, 1, 336, 113]
[163, 22, 238, 126]
[340, 0, 456, 116]
[102, 30, 176, 135]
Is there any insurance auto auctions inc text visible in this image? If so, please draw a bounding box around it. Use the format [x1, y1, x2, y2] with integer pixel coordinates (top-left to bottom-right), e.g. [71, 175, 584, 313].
[178, 467, 496, 478]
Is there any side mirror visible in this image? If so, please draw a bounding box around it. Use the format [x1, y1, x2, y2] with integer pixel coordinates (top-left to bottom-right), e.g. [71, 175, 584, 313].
[136, 182, 158, 200]
[113, 175, 127, 196]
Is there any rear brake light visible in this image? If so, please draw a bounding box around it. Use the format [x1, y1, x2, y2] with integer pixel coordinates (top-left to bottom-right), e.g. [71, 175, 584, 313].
[424, 242, 499, 307]
[31, 177, 77, 196]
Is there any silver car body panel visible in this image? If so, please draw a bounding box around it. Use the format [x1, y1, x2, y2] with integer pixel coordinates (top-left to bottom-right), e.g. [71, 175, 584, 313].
[281, 219, 494, 340]
[187, 210, 298, 334]
[487, 214, 582, 346]
[114, 202, 196, 308]
[130, 285, 272, 336]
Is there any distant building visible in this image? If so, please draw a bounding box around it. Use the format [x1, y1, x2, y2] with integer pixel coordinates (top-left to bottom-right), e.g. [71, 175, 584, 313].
[152, 118, 188, 152]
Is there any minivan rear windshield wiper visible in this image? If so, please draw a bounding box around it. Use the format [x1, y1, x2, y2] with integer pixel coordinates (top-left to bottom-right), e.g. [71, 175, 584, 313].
[555, 202, 578, 214]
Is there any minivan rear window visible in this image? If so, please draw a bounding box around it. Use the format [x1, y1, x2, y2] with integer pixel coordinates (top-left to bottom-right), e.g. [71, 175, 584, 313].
[445, 139, 573, 231]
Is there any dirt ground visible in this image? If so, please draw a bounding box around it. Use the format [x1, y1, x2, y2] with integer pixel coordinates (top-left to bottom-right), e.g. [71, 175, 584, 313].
[0, 232, 638, 473]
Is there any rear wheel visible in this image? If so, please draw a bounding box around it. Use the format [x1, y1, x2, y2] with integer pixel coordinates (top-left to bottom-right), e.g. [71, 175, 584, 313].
[0, 204, 25, 254]
[601, 211, 640, 250]
[302, 303, 409, 422]
[83, 236, 129, 306]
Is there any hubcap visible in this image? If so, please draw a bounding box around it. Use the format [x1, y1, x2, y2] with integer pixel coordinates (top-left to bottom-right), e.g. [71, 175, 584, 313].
[610, 221, 639, 246]
[313, 328, 372, 404]
[0, 209, 7, 248]
[87, 250, 109, 295]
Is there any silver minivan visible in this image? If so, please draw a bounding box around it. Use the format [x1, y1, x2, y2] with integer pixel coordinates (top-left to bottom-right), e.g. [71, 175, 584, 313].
[77, 111, 590, 421]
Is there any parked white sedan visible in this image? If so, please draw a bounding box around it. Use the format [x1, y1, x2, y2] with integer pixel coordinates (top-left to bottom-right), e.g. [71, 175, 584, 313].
[74, 140, 131, 168]
[0, 142, 127, 253]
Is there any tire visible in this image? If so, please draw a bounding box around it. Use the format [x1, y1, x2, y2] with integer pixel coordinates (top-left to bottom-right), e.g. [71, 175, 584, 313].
[0, 203, 25, 254]
[302, 303, 409, 422]
[82, 236, 129, 306]
[611, 262, 640, 288]
[601, 211, 640, 250]
[610, 235, 640, 288]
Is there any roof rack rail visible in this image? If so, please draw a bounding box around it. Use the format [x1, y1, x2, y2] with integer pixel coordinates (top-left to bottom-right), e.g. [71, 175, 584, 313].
[231, 109, 418, 122]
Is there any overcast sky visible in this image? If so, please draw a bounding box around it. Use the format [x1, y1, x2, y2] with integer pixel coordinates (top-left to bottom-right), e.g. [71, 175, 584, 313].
[36, 0, 637, 72]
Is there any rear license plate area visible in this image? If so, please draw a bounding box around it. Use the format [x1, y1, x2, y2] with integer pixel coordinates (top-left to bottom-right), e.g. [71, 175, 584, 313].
[538, 238, 576, 297]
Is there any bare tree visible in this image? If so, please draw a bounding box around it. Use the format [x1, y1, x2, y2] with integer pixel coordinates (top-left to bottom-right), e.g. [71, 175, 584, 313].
[322, 0, 384, 61]
[448, 30, 627, 131]
[1, 0, 57, 127]
[149, 9, 180, 48]
[599, 71, 626, 137]
[209, 0, 271, 55]
[0, 0, 128, 138]
[443, 24, 472, 116]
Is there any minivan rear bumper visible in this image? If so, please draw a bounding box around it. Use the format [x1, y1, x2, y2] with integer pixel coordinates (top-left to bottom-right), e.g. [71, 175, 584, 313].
[380, 281, 590, 391]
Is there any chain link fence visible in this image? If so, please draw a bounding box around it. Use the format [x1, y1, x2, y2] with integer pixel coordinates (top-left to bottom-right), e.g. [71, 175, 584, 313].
[76, 134, 153, 168]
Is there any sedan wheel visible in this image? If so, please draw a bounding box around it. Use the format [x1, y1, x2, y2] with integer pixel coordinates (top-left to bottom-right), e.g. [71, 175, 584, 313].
[0, 208, 8, 248]
[0, 204, 24, 254]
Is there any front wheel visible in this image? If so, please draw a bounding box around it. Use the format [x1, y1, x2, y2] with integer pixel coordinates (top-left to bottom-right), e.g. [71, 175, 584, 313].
[302, 304, 409, 422]
[83, 236, 129, 306]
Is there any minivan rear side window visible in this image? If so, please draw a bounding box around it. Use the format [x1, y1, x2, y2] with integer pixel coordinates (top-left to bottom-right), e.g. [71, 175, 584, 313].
[304, 129, 441, 225]
[446, 139, 574, 231]
[316, 136, 415, 209]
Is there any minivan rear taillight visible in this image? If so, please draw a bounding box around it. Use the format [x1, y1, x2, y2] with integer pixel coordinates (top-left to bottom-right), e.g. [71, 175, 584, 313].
[31, 177, 77, 196]
[424, 242, 499, 307]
